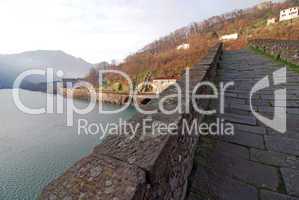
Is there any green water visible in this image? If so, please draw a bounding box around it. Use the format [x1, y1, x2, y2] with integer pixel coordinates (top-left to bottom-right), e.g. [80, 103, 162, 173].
[0, 89, 136, 200]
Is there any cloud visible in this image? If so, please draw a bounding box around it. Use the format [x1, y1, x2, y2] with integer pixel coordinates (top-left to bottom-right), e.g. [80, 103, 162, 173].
[0, 0, 268, 63]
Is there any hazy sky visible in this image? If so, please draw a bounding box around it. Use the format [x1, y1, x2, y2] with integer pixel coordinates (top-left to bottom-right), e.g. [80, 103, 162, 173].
[0, 0, 274, 63]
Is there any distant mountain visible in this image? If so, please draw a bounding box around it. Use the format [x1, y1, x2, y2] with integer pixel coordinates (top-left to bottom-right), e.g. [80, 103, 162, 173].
[0, 50, 93, 90]
[0, 62, 19, 89]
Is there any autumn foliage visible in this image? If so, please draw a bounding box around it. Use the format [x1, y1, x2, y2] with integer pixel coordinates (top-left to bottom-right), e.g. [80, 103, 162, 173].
[119, 35, 218, 82]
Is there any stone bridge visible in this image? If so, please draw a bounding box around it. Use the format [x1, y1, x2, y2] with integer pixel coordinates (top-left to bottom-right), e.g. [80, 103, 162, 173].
[187, 48, 299, 200]
[40, 41, 299, 200]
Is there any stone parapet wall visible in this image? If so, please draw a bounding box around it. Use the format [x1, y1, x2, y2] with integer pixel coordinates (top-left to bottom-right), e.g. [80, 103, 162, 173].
[39, 43, 223, 200]
[249, 39, 299, 65]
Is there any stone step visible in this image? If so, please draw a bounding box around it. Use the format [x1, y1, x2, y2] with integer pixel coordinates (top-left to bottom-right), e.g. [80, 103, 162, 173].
[221, 113, 257, 125]
[208, 152, 279, 190]
[281, 168, 299, 197]
[221, 130, 265, 149]
[260, 190, 299, 200]
[190, 167, 258, 200]
[265, 136, 299, 156]
[250, 149, 299, 169]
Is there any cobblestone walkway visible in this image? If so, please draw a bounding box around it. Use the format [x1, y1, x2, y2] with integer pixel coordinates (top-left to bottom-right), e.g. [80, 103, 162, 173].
[187, 49, 299, 200]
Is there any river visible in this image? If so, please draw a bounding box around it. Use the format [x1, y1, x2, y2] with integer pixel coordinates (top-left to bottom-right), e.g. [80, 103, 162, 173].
[0, 89, 136, 200]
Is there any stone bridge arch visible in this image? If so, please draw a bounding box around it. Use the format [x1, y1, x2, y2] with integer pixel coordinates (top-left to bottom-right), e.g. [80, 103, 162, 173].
[136, 82, 157, 93]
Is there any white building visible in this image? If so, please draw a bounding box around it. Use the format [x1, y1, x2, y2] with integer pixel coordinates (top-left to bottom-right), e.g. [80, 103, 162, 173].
[176, 43, 190, 50]
[152, 78, 177, 94]
[219, 33, 239, 41]
[267, 17, 277, 25]
[280, 7, 299, 22]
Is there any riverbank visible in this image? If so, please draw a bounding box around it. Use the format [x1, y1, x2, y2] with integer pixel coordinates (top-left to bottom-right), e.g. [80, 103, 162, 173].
[59, 88, 154, 105]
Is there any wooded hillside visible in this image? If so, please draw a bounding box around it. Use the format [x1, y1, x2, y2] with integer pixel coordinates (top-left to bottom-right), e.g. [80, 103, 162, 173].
[86, 0, 299, 89]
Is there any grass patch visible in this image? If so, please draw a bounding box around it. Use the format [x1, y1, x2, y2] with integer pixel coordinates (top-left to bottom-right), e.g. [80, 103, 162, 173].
[249, 45, 299, 73]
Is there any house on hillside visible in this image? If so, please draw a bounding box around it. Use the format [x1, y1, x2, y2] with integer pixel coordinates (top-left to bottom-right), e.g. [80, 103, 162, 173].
[219, 33, 239, 41]
[152, 77, 177, 94]
[176, 43, 190, 50]
[280, 7, 299, 21]
[267, 17, 277, 25]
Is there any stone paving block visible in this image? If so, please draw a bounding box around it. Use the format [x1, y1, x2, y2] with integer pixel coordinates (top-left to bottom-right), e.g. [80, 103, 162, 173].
[229, 103, 252, 111]
[237, 93, 250, 99]
[234, 124, 266, 135]
[222, 113, 257, 125]
[225, 97, 247, 105]
[281, 168, 299, 197]
[268, 130, 299, 140]
[250, 149, 299, 168]
[287, 108, 299, 115]
[257, 106, 275, 114]
[190, 167, 258, 200]
[265, 136, 299, 156]
[214, 141, 250, 159]
[227, 108, 251, 116]
[260, 190, 299, 200]
[286, 117, 299, 130]
[209, 151, 279, 190]
[224, 92, 238, 97]
[222, 130, 265, 149]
